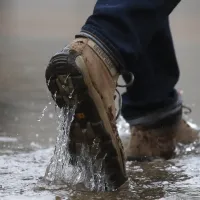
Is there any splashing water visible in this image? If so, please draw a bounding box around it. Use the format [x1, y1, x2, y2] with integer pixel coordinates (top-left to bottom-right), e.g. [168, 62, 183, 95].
[39, 100, 200, 193]
[37, 102, 52, 122]
[37, 106, 48, 122]
[68, 142, 110, 192]
[42, 105, 111, 192]
[44, 106, 76, 183]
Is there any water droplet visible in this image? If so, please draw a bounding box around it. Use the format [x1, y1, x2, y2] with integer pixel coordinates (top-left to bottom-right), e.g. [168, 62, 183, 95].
[54, 91, 57, 99]
[69, 89, 74, 99]
[49, 113, 54, 119]
[47, 76, 52, 86]
[64, 74, 70, 84]
[37, 106, 48, 122]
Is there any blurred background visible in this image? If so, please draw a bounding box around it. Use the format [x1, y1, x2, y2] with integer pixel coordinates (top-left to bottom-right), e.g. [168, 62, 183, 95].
[0, 0, 200, 149]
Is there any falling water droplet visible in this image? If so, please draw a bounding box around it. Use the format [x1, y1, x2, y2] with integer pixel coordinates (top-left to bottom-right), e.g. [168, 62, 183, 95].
[37, 106, 48, 122]
[53, 91, 57, 100]
[69, 89, 74, 99]
[47, 76, 52, 86]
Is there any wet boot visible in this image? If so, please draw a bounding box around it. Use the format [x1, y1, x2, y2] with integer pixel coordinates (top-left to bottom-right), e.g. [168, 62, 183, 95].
[125, 96, 199, 161]
[45, 36, 127, 189]
[175, 119, 199, 144]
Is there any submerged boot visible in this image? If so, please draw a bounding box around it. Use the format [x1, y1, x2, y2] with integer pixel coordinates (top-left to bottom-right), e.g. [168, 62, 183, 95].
[45, 35, 127, 188]
[124, 94, 199, 161]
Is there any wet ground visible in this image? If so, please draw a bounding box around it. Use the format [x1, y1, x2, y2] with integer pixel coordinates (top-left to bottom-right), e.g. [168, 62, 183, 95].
[0, 0, 200, 199]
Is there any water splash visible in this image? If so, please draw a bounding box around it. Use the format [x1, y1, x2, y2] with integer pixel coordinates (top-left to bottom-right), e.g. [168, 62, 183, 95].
[117, 115, 131, 148]
[67, 142, 110, 192]
[42, 112, 200, 192]
[43, 105, 112, 192]
[44, 106, 76, 183]
[41, 115, 130, 192]
[37, 102, 52, 122]
[37, 106, 48, 122]
[47, 76, 52, 86]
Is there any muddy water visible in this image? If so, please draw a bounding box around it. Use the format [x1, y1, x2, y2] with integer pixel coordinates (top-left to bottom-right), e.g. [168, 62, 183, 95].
[1, 0, 200, 199]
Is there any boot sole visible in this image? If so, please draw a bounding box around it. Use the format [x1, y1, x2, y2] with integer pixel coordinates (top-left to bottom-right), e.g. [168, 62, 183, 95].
[45, 50, 127, 189]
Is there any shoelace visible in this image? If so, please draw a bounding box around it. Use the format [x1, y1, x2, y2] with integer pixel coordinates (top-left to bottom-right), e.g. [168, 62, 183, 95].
[182, 105, 192, 115]
[115, 71, 134, 120]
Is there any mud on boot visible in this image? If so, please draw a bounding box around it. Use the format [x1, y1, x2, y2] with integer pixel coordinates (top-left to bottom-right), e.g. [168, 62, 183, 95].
[124, 93, 199, 161]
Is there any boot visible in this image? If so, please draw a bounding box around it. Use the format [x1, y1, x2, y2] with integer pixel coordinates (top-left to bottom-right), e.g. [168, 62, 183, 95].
[125, 97, 199, 161]
[45, 35, 127, 189]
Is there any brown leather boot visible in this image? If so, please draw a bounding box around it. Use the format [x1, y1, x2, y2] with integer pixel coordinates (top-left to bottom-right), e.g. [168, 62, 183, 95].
[125, 105, 199, 161]
[175, 119, 199, 144]
[126, 123, 177, 161]
[123, 93, 199, 161]
[45, 36, 127, 189]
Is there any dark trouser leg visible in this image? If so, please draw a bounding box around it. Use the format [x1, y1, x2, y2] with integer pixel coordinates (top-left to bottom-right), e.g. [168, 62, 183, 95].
[80, 0, 181, 69]
[78, 0, 182, 126]
[122, 18, 181, 125]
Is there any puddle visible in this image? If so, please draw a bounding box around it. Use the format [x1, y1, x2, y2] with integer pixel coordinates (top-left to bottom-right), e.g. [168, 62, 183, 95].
[1, 116, 200, 200]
